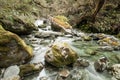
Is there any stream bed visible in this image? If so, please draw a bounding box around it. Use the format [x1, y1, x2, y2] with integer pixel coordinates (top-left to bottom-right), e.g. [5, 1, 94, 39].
[22, 23, 120, 80]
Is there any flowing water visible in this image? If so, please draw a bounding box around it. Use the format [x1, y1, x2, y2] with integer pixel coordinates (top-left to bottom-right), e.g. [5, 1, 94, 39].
[22, 34, 119, 80]
[21, 20, 120, 80]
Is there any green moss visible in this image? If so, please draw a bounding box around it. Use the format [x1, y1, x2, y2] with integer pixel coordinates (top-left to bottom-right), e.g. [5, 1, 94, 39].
[0, 25, 5, 31]
[55, 15, 69, 22]
[45, 42, 78, 67]
[0, 25, 33, 67]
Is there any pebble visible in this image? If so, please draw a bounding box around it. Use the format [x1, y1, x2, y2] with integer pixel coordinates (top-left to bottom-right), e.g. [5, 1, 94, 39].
[58, 69, 70, 78]
[74, 58, 90, 68]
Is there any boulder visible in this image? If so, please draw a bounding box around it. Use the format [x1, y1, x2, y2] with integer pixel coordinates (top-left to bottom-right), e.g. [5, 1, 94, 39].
[45, 42, 78, 67]
[50, 15, 72, 34]
[0, 15, 37, 35]
[0, 25, 33, 68]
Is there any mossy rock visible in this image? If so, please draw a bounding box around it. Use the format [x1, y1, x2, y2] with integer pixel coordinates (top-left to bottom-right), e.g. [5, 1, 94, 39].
[0, 25, 33, 68]
[50, 15, 72, 32]
[19, 63, 43, 77]
[0, 15, 37, 35]
[45, 42, 78, 67]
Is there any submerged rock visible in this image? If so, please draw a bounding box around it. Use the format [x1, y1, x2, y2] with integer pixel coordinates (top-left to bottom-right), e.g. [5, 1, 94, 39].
[67, 69, 89, 80]
[45, 42, 78, 67]
[94, 57, 109, 72]
[0, 25, 33, 68]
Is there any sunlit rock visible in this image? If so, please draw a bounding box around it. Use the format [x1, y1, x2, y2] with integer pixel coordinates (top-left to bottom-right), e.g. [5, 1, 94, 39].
[49, 15, 72, 34]
[74, 58, 90, 68]
[45, 42, 78, 67]
[0, 25, 33, 68]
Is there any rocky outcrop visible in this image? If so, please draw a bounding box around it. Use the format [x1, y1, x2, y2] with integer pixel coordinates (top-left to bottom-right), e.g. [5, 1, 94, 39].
[45, 42, 78, 67]
[0, 25, 33, 68]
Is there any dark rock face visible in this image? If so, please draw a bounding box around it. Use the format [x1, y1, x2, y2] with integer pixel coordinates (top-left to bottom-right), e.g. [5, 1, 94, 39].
[0, 25, 33, 68]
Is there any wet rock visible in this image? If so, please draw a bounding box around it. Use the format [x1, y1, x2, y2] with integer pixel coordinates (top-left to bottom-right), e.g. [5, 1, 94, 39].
[110, 64, 120, 80]
[67, 69, 89, 80]
[0, 25, 33, 67]
[74, 58, 90, 68]
[49, 15, 72, 34]
[94, 57, 109, 72]
[35, 30, 63, 38]
[2, 65, 20, 80]
[99, 46, 114, 51]
[45, 42, 78, 67]
[58, 69, 70, 79]
[19, 63, 43, 77]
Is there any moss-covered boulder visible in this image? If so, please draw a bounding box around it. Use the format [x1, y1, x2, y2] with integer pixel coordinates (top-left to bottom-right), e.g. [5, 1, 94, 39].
[0, 25, 33, 68]
[50, 15, 72, 33]
[45, 42, 78, 67]
[0, 15, 37, 35]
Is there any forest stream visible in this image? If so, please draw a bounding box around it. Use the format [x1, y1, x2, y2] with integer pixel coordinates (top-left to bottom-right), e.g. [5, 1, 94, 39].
[19, 19, 120, 80]
[0, 0, 120, 80]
